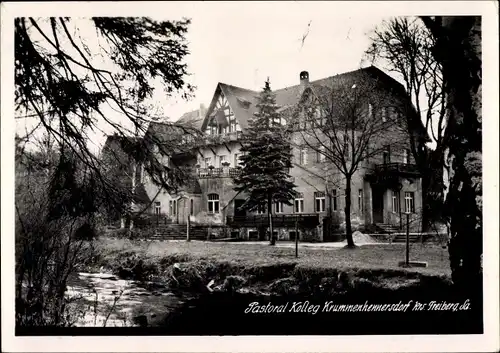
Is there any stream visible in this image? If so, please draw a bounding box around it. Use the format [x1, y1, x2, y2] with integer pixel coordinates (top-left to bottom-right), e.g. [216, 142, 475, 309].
[66, 272, 190, 327]
[63, 271, 482, 334]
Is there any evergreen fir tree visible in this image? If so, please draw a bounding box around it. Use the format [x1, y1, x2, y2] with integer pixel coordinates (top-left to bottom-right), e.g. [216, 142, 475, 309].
[233, 78, 297, 245]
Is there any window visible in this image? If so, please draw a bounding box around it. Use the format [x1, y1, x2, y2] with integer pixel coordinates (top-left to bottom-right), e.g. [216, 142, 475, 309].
[275, 202, 284, 214]
[315, 192, 326, 213]
[403, 149, 410, 164]
[219, 155, 227, 167]
[257, 203, 267, 214]
[210, 120, 217, 136]
[383, 145, 391, 164]
[229, 112, 236, 132]
[154, 201, 161, 215]
[314, 107, 324, 126]
[294, 193, 304, 213]
[234, 153, 240, 167]
[169, 199, 177, 216]
[392, 191, 400, 213]
[332, 189, 338, 211]
[205, 157, 212, 167]
[404, 192, 415, 213]
[358, 189, 363, 214]
[208, 194, 220, 214]
[343, 134, 349, 157]
[299, 148, 307, 165]
[317, 146, 326, 163]
[190, 199, 194, 216]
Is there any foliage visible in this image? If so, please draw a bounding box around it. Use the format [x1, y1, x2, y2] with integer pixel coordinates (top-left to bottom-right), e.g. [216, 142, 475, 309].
[233, 79, 297, 244]
[15, 144, 101, 327]
[14, 16, 197, 326]
[366, 17, 447, 230]
[15, 17, 197, 200]
[419, 16, 482, 291]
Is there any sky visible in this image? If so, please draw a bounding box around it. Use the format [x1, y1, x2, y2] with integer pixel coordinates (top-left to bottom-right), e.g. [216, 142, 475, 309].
[161, 2, 390, 119]
[15, 2, 399, 154]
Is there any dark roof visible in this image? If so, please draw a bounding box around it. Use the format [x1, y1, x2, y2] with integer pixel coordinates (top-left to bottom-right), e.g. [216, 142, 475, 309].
[177, 109, 205, 130]
[200, 65, 428, 140]
[202, 65, 407, 131]
[218, 83, 259, 130]
[102, 134, 142, 149]
[101, 134, 143, 160]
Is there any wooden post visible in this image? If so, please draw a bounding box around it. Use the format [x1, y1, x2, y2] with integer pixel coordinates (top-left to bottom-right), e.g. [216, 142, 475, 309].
[406, 212, 410, 266]
[295, 217, 299, 258]
[186, 215, 191, 242]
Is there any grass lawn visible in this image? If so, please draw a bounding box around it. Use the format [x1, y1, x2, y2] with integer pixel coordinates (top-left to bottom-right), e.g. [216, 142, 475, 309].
[96, 237, 451, 277]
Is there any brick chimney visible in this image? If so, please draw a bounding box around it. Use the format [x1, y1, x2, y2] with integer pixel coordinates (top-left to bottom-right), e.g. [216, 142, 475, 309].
[299, 71, 309, 94]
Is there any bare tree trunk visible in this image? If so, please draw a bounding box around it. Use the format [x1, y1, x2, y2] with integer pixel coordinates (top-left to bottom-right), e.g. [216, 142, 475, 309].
[345, 175, 355, 248]
[421, 16, 482, 291]
[129, 162, 137, 232]
[268, 194, 275, 245]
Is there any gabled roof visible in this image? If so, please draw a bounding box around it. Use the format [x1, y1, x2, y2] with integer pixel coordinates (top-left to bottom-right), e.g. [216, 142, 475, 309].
[200, 65, 428, 141]
[201, 83, 260, 131]
[201, 66, 405, 132]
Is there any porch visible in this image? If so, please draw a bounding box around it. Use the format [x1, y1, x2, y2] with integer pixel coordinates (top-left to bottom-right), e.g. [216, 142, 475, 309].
[226, 213, 320, 228]
[366, 162, 422, 233]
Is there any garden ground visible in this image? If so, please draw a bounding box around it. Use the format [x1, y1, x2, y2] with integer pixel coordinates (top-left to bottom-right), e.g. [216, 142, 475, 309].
[94, 237, 451, 277]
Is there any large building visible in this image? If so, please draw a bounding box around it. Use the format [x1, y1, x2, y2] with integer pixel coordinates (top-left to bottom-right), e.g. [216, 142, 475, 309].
[103, 66, 427, 241]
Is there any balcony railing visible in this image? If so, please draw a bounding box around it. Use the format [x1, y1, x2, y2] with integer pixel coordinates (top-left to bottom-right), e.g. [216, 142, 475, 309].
[227, 213, 320, 227]
[204, 131, 243, 145]
[197, 167, 242, 178]
[374, 163, 420, 176]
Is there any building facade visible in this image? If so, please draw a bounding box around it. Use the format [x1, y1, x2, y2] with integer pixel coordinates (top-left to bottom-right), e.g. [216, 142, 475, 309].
[103, 66, 427, 241]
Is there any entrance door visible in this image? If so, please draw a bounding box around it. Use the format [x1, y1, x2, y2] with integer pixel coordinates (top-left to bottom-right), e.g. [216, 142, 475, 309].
[234, 199, 246, 217]
[372, 187, 384, 223]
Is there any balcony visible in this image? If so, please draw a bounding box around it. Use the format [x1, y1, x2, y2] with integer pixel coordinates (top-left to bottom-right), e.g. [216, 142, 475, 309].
[366, 163, 420, 187]
[197, 167, 242, 178]
[227, 213, 320, 228]
[374, 163, 420, 176]
[204, 131, 243, 146]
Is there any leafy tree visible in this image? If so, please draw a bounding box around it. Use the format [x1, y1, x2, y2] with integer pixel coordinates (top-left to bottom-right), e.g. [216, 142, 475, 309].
[14, 16, 197, 327]
[419, 16, 482, 291]
[366, 17, 446, 231]
[15, 17, 197, 202]
[292, 72, 410, 248]
[233, 79, 297, 245]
